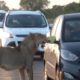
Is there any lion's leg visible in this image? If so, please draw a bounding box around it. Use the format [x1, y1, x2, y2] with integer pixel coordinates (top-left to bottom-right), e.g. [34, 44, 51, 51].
[26, 54, 33, 80]
[27, 66, 33, 80]
[19, 68, 25, 80]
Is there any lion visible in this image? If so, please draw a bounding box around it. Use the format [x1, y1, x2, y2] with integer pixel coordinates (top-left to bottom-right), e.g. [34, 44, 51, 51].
[0, 33, 48, 80]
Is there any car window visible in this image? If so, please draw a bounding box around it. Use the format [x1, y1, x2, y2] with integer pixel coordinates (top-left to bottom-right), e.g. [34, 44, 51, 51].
[6, 14, 47, 28]
[0, 13, 5, 21]
[62, 18, 80, 42]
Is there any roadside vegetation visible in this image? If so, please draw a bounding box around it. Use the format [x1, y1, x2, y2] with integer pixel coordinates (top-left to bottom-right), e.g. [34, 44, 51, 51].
[0, 0, 80, 23]
[20, 1, 80, 23]
[42, 2, 80, 22]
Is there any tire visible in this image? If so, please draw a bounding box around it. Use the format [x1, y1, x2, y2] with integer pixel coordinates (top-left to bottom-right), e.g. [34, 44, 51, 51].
[44, 63, 53, 80]
[55, 64, 64, 80]
[41, 53, 44, 59]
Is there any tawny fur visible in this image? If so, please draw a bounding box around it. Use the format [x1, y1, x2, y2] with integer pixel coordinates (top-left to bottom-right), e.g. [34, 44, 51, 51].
[0, 33, 48, 80]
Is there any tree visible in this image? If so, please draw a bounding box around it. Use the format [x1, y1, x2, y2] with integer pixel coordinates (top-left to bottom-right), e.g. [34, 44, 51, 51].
[63, 2, 80, 13]
[20, 0, 49, 10]
[0, 1, 9, 10]
[42, 2, 80, 19]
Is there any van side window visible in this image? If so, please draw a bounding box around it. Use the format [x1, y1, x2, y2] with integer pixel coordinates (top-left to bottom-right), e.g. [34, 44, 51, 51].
[0, 13, 5, 21]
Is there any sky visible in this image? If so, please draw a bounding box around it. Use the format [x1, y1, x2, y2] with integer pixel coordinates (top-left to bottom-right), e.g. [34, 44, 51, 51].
[2, 0, 20, 9]
[49, 0, 79, 8]
[1, 0, 80, 9]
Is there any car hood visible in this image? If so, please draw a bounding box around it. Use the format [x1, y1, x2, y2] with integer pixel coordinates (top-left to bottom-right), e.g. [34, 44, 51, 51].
[4, 27, 49, 36]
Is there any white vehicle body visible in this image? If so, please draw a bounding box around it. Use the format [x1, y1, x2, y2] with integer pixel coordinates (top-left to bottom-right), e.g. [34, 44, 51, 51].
[1, 10, 49, 57]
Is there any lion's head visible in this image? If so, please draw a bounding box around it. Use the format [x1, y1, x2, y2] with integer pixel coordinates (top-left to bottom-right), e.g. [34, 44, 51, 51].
[20, 33, 48, 54]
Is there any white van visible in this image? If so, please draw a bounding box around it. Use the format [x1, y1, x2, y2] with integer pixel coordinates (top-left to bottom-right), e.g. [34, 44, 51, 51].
[1, 10, 49, 58]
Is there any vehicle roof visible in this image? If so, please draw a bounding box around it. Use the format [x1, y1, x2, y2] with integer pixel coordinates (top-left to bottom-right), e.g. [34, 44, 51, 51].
[7, 10, 42, 15]
[0, 10, 6, 13]
[63, 13, 80, 19]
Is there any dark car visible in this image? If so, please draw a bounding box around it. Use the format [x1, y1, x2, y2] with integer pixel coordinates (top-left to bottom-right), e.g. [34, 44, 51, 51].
[44, 13, 80, 80]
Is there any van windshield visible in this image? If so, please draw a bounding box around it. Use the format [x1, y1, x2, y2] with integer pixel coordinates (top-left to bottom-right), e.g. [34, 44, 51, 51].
[6, 14, 47, 28]
[63, 18, 80, 42]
